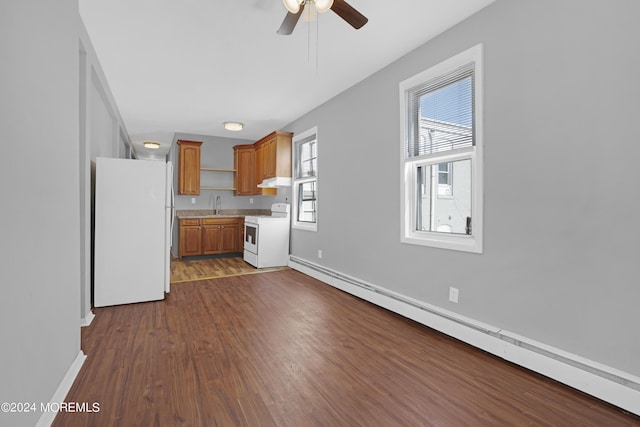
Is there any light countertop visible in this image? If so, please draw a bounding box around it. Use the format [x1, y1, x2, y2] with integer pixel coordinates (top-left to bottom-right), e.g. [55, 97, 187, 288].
[176, 209, 271, 219]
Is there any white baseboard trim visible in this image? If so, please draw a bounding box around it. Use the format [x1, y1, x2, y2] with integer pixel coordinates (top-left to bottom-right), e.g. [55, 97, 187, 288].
[81, 310, 94, 327]
[36, 350, 87, 427]
[288, 256, 640, 416]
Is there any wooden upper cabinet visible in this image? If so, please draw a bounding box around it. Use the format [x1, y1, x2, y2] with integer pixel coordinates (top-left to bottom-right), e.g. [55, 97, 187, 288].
[255, 142, 265, 184]
[177, 140, 202, 195]
[232, 131, 291, 197]
[233, 144, 255, 196]
[263, 136, 276, 180]
[234, 143, 276, 196]
[258, 131, 292, 181]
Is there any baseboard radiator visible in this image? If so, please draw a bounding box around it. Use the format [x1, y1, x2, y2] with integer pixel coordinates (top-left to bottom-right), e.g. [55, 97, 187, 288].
[288, 256, 640, 416]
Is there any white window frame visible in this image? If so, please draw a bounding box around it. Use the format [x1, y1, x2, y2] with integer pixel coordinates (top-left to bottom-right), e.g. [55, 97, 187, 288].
[292, 126, 318, 232]
[399, 44, 484, 253]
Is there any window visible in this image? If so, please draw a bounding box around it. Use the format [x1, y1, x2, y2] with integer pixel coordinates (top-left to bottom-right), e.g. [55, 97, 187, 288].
[400, 44, 483, 253]
[437, 162, 452, 197]
[292, 127, 318, 231]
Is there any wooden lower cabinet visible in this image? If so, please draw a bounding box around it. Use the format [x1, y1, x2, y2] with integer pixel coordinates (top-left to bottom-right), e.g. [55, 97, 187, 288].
[179, 217, 243, 258]
[180, 219, 202, 257]
[202, 218, 238, 255]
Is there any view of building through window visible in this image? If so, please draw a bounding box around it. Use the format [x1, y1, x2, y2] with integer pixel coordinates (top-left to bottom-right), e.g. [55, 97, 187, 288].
[415, 76, 473, 235]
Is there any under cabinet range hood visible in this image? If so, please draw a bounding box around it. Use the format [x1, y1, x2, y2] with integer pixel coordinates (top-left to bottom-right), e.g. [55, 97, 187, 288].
[257, 176, 292, 188]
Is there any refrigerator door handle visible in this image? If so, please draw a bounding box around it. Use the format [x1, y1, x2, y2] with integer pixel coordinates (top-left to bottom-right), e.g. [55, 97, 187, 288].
[170, 166, 175, 241]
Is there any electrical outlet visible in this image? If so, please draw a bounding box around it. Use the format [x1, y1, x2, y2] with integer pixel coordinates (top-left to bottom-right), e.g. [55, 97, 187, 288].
[449, 287, 459, 303]
[191, 197, 196, 204]
[318, 249, 323, 259]
[249, 198, 254, 204]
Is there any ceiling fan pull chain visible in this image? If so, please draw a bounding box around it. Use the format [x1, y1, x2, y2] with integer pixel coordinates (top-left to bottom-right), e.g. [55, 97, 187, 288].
[316, 9, 320, 75]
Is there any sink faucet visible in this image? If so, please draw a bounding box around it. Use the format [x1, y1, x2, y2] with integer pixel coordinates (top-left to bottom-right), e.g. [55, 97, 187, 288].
[215, 195, 221, 215]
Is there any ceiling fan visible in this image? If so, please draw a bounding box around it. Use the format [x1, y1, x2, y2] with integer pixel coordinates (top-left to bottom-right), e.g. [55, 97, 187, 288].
[277, 0, 368, 35]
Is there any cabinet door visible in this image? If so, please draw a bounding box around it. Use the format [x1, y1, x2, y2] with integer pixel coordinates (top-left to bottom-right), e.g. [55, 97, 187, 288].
[181, 225, 202, 257]
[178, 140, 202, 195]
[219, 224, 238, 253]
[201, 225, 220, 255]
[234, 146, 255, 196]
[263, 137, 276, 179]
[253, 143, 276, 195]
[255, 142, 265, 185]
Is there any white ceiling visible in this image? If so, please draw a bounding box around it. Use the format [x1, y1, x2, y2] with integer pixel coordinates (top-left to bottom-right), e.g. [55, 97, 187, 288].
[79, 0, 495, 159]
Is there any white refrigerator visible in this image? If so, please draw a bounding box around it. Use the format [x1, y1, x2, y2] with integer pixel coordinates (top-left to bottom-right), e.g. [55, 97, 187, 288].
[94, 157, 174, 307]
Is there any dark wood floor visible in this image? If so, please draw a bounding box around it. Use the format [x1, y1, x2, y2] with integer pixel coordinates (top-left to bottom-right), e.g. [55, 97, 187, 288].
[55, 269, 640, 426]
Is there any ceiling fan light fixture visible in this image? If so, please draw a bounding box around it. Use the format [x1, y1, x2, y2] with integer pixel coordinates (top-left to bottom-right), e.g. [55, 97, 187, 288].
[283, 0, 301, 13]
[224, 121, 244, 131]
[143, 141, 160, 149]
[314, 0, 334, 13]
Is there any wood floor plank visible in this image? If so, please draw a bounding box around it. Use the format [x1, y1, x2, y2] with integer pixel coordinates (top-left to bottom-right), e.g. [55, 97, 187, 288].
[54, 269, 640, 426]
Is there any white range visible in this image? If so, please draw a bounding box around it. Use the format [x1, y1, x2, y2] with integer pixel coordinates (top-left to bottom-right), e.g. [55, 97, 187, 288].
[243, 203, 290, 268]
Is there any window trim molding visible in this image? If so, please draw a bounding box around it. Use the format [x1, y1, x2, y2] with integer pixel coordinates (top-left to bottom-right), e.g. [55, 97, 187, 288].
[399, 44, 484, 253]
[292, 126, 319, 232]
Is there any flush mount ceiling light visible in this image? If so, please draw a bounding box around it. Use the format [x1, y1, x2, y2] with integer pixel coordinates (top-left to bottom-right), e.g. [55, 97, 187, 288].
[143, 141, 161, 149]
[224, 121, 244, 131]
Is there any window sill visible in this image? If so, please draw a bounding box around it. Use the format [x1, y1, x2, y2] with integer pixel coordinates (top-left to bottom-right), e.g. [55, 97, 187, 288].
[293, 222, 317, 232]
[401, 232, 482, 254]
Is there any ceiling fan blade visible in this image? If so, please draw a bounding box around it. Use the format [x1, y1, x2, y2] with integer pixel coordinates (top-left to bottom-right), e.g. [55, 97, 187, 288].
[277, 10, 303, 35]
[331, 0, 368, 29]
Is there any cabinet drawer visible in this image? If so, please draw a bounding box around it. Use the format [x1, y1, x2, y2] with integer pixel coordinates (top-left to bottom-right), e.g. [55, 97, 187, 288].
[181, 219, 200, 226]
[202, 218, 237, 226]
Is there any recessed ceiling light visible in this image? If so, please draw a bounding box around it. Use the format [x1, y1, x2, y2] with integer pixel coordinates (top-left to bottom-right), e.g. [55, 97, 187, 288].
[143, 141, 161, 149]
[224, 121, 244, 131]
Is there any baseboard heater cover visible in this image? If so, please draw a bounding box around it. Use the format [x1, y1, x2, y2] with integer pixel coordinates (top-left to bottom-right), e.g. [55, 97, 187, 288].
[288, 256, 640, 416]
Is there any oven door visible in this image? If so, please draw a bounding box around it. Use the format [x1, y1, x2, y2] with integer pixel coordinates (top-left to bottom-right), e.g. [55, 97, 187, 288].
[244, 222, 258, 254]
[243, 222, 259, 267]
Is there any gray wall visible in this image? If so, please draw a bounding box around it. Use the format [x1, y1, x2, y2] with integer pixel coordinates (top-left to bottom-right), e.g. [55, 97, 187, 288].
[286, 0, 640, 377]
[0, 1, 81, 426]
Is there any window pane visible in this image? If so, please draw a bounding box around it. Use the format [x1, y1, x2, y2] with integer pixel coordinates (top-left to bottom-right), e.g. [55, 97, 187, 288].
[420, 76, 472, 127]
[295, 139, 317, 179]
[417, 159, 471, 235]
[297, 181, 317, 223]
[408, 72, 474, 158]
